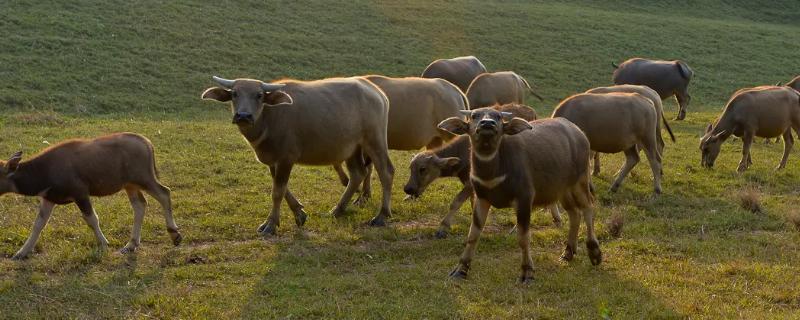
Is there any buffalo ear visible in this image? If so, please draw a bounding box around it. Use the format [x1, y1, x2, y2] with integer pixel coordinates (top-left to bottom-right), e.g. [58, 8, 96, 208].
[503, 117, 532, 135]
[264, 90, 294, 106]
[438, 117, 469, 135]
[6, 151, 22, 173]
[436, 157, 460, 168]
[201, 87, 232, 102]
[705, 123, 713, 133]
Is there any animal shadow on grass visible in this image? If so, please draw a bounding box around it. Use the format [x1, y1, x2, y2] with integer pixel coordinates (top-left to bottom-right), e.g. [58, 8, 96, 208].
[239, 229, 685, 319]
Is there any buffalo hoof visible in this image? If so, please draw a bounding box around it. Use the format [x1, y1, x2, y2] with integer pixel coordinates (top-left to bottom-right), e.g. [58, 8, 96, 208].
[260, 224, 277, 237]
[293, 209, 308, 227]
[449, 266, 468, 280]
[675, 111, 686, 121]
[434, 229, 449, 239]
[552, 218, 563, 228]
[119, 245, 138, 254]
[560, 244, 576, 262]
[609, 184, 620, 193]
[10, 251, 29, 260]
[518, 267, 534, 284]
[587, 240, 603, 266]
[368, 215, 387, 227]
[353, 194, 370, 207]
[169, 230, 183, 246]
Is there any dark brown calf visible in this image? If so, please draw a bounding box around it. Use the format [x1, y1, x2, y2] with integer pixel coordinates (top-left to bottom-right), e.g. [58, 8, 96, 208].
[439, 108, 600, 283]
[0, 133, 181, 259]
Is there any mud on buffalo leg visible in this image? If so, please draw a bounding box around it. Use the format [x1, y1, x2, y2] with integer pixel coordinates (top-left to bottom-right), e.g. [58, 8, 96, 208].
[778, 129, 794, 170]
[142, 181, 183, 244]
[610, 146, 640, 192]
[450, 197, 491, 279]
[435, 184, 473, 238]
[75, 197, 110, 252]
[121, 187, 147, 253]
[12, 199, 56, 260]
[331, 153, 367, 218]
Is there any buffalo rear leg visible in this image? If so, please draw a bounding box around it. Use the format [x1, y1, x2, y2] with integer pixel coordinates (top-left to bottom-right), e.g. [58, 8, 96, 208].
[142, 182, 182, 245]
[675, 91, 690, 120]
[333, 163, 349, 187]
[121, 187, 147, 253]
[12, 199, 56, 260]
[610, 146, 640, 192]
[330, 153, 367, 218]
[362, 145, 394, 227]
[592, 152, 601, 176]
[778, 130, 794, 170]
[738, 133, 754, 172]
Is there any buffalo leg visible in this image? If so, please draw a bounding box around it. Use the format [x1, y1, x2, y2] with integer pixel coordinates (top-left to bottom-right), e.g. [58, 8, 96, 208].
[642, 137, 663, 194]
[333, 163, 349, 187]
[516, 197, 534, 283]
[738, 133, 754, 172]
[583, 206, 602, 265]
[259, 163, 294, 236]
[76, 198, 110, 252]
[142, 181, 183, 245]
[362, 145, 394, 227]
[12, 199, 56, 260]
[560, 203, 581, 262]
[330, 154, 366, 218]
[610, 146, 640, 192]
[436, 184, 473, 239]
[675, 91, 690, 120]
[548, 204, 563, 227]
[354, 164, 372, 207]
[450, 197, 491, 279]
[592, 152, 601, 176]
[121, 188, 147, 253]
[778, 130, 794, 170]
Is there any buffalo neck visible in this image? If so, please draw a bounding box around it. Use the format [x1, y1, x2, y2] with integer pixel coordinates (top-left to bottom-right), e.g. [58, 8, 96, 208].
[469, 137, 505, 179]
[9, 160, 51, 197]
[434, 136, 471, 177]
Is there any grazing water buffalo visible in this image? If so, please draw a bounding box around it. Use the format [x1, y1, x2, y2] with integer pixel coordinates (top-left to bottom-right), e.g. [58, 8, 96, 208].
[585, 85, 675, 175]
[466, 71, 543, 109]
[612, 58, 694, 120]
[201, 76, 394, 233]
[553, 93, 663, 194]
[439, 108, 600, 283]
[336, 75, 469, 203]
[404, 104, 561, 238]
[421, 56, 487, 92]
[0, 133, 181, 259]
[700, 86, 800, 172]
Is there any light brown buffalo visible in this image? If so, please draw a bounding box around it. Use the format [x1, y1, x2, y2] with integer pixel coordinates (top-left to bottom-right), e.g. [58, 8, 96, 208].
[466, 71, 543, 109]
[403, 104, 561, 238]
[585, 85, 675, 175]
[334, 75, 468, 203]
[421, 56, 487, 92]
[553, 93, 663, 194]
[0, 133, 181, 259]
[612, 58, 693, 120]
[701, 86, 800, 172]
[439, 108, 600, 283]
[202, 76, 395, 233]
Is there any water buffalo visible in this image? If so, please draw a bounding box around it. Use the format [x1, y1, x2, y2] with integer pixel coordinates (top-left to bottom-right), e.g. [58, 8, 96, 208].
[585, 85, 675, 175]
[201, 76, 395, 234]
[421, 56, 487, 92]
[0, 133, 181, 259]
[404, 104, 561, 238]
[553, 93, 663, 194]
[786, 76, 799, 92]
[439, 108, 600, 283]
[466, 71, 543, 109]
[700, 86, 800, 172]
[612, 58, 694, 120]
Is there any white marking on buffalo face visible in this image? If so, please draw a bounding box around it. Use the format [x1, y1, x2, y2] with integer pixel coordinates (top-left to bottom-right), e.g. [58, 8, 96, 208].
[471, 174, 507, 189]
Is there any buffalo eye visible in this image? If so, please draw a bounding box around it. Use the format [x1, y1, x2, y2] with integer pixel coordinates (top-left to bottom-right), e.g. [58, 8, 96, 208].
[471, 113, 480, 120]
[419, 167, 427, 173]
[231, 91, 238, 98]
[255, 92, 263, 99]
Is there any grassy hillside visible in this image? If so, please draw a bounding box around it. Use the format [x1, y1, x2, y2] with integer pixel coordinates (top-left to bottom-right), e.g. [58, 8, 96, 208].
[1, 1, 800, 319]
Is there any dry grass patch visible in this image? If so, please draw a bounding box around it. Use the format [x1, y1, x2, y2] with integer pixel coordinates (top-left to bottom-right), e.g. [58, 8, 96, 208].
[737, 186, 763, 214]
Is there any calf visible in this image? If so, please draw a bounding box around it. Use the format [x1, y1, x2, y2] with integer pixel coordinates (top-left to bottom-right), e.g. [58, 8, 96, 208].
[439, 108, 601, 283]
[701, 86, 800, 172]
[0, 133, 181, 259]
[404, 104, 560, 238]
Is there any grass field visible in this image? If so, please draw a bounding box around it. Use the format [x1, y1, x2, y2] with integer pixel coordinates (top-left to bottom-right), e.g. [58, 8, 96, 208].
[1, 1, 800, 318]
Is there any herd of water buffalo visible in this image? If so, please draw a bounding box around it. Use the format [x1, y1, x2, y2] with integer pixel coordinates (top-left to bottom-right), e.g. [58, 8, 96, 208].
[2, 55, 799, 282]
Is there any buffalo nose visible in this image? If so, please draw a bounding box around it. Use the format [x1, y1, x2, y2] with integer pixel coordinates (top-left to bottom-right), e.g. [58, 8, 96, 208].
[404, 185, 415, 195]
[233, 112, 254, 124]
[479, 119, 496, 128]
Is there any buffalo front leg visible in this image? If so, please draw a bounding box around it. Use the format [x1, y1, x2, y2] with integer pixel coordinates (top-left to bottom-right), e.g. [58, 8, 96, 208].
[259, 163, 294, 237]
[450, 197, 491, 280]
[75, 198, 110, 253]
[435, 184, 473, 239]
[610, 146, 640, 192]
[778, 130, 794, 170]
[516, 198, 535, 284]
[738, 133, 754, 173]
[12, 199, 56, 260]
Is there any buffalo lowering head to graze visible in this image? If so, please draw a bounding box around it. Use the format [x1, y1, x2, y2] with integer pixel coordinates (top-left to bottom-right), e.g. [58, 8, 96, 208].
[466, 71, 543, 109]
[700, 86, 800, 172]
[612, 58, 693, 120]
[438, 108, 600, 283]
[202, 76, 395, 233]
[421, 56, 487, 92]
[0, 133, 181, 260]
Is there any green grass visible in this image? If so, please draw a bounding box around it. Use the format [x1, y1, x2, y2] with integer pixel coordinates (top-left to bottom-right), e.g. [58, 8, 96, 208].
[1, 1, 800, 319]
